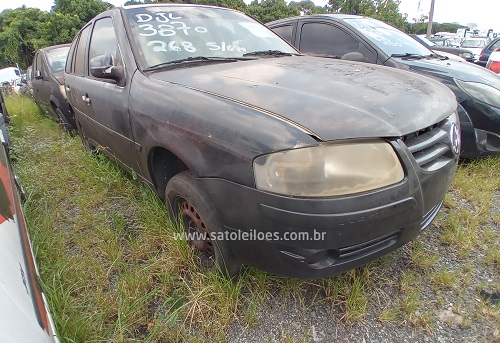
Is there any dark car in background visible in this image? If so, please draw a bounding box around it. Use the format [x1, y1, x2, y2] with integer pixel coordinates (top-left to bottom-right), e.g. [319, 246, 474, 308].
[32, 44, 76, 131]
[0, 106, 59, 342]
[411, 35, 475, 62]
[64, 4, 459, 278]
[477, 37, 500, 67]
[267, 15, 500, 158]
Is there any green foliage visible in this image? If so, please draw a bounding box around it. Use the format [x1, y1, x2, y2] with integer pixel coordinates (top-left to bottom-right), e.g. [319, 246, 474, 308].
[289, 1, 328, 15]
[328, 0, 406, 29]
[407, 22, 465, 35]
[51, 0, 113, 24]
[246, 0, 300, 23]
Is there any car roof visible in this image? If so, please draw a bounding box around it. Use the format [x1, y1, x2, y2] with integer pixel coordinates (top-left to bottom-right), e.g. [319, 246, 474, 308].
[40, 43, 71, 52]
[269, 13, 365, 25]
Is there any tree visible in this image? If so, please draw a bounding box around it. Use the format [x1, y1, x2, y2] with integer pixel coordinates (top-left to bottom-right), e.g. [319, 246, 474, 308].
[0, 8, 51, 68]
[328, 0, 406, 29]
[246, 0, 300, 23]
[51, 0, 113, 24]
[289, 1, 328, 15]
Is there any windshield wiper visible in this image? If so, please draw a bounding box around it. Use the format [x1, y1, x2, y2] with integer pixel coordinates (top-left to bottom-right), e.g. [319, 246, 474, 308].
[391, 53, 427, 60]
[144, 56, 254, 71]
[243, 50, 297, 57]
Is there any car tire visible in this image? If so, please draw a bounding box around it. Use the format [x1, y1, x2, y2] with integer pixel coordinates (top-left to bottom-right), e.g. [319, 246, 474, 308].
[55, 107, 75, 132]
[166, 171, 240, 277]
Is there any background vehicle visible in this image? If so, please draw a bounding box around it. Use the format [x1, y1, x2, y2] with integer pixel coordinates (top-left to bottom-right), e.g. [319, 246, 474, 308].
[411, 34, 474, 62]
[65, 4, 458, 278]
[0, 107, 59, 342]
[477, 37, 500, 67]
[0, 67, 21, 87]
[267, 15, 500, 158]
[25, 66, 34, 98]
[460, 37, 491, 62]
[486, 49, 500, 73]
[32, 44, 76, 131]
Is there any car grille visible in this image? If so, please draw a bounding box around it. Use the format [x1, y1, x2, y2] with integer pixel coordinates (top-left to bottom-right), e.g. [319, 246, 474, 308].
[401, 116, 455, 171]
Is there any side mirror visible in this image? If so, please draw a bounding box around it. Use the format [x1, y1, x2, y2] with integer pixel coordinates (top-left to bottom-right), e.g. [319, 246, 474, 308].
[35, 70, 43, 79]
[341, 52, 366, 62]
[90, 54, 125, 85]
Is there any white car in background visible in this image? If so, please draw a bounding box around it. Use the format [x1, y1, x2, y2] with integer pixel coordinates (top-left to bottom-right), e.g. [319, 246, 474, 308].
[486, 49, 500, 73]
[461, 37, 491, 62]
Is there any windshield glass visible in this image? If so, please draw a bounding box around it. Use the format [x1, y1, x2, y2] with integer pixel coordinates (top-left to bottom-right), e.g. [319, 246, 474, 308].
[346, 18, 432, 56]
[417, 36, 436, 47]
[461, 39, 486, 48]
[125, 6, 297, 68]
[46, 47, 70, 72]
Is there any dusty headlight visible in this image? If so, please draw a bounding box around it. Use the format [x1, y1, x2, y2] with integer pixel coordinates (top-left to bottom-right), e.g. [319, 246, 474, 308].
[253, 139, 404, 197]
[455, 80, 500, 108]
[459, 52, 473, 60]
[59, 84, 67, 100]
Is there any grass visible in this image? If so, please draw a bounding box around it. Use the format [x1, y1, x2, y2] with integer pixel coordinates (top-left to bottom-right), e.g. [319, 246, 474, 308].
[4, 94, 500, 342]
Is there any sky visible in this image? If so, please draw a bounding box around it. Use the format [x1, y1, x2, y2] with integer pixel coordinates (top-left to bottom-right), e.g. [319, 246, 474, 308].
[1, 0, 499, 32]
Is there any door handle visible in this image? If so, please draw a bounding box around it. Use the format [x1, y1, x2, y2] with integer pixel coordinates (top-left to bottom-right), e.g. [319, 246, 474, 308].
[82, 94, 91, 104]
[65, 85, 70, 92]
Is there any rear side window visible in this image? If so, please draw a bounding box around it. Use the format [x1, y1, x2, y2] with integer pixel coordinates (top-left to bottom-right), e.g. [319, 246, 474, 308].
[88, 17, 120, 68]
[74, 25, 91, 76]
[34, 53, 43, 77]
[66, 37, 77, 74]
[299, 23, 376, 63]
[490, 39, 500, 51]
[273, 25, 294, 44]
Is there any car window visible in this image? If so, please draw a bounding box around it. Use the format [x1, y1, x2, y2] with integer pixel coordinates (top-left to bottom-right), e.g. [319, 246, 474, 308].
[299, 22, 376, 62]
[490, 40, 500, 51]
[88, 17, 120, 70]
[46, 46, 70, 73]
[273, 25, 293, 44]
[345, 18, 432, 57]
[66, 38, 77, 74]
[461, 39, 486, 48]
[125, 6, 297, 68]
[74, 25, 91, 76]
[35, 53, 43, 77]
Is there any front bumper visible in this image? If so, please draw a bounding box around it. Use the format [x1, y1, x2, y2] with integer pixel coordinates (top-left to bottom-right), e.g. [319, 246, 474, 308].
[200, 121, 458, 278]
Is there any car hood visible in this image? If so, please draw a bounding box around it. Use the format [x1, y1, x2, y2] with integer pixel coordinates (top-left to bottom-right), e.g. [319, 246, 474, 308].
[395, 56, 500, 87]
[148, 56, 456, 141]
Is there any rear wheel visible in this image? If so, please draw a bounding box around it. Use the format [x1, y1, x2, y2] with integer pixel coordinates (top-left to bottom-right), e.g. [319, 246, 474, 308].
[166, 171, 240, 277]
[55, 107, 76, 132]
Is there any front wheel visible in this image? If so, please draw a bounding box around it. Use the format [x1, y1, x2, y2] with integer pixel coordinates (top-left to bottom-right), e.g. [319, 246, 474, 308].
[55, 107, 76, 132]
[166, 171, 240, 277]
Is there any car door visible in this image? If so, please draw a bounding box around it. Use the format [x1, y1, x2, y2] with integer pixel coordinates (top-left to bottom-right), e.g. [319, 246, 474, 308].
[296, 21, 379, 64]
[74, 16, 138, 171]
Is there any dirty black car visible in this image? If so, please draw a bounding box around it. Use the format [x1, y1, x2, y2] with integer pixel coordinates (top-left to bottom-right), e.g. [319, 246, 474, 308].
[65, 4, 459, 278]
[267, 15, 500, 158]
[32, 44, 76, 131]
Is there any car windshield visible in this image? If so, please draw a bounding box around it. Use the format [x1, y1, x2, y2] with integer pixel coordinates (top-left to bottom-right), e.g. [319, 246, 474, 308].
[418, 36, 436, 47]
[345, 18, 432, 57]
[46, 47, 70, 73]
[125, 6, 297, 69]
[461, 39, 486, 48]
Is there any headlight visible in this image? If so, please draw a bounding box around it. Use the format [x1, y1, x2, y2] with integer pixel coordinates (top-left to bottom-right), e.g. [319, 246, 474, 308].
[455, 80, 500, 108]
[59, 84, 67, 100]
[459, 52, 473, 59]
[253, 139, 404, 197]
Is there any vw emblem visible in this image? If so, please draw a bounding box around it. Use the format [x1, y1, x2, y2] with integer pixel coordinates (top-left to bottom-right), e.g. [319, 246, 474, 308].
[450, 123, 460, 155]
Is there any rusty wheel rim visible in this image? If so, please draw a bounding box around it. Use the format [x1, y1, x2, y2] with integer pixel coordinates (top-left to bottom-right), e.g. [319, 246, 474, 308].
[179, 199, 215, 268]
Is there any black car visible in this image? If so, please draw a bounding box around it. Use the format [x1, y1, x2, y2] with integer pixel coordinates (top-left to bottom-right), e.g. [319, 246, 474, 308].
[32, 44, 76, 131]
[411, 35, 475, 62]
[65, 4, 459, 278]
[267, 15, 500, 158]
[478, 37, 500, 67]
